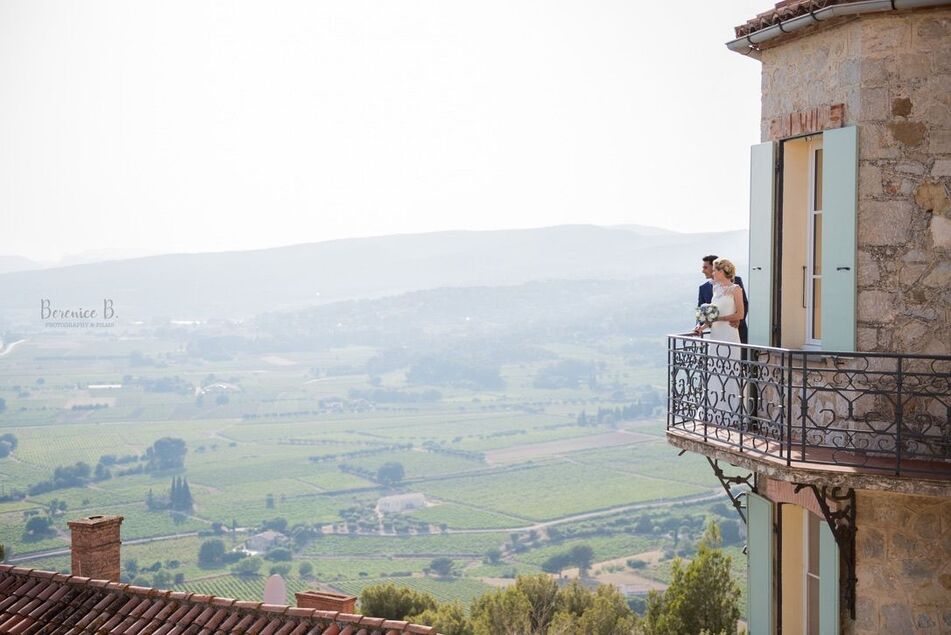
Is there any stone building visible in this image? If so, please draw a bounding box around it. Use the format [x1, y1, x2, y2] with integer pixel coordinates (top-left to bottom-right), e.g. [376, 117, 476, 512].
[245, 529, 290, 554]
[667, 1, 950, 634]
[376, 493, 426, 514]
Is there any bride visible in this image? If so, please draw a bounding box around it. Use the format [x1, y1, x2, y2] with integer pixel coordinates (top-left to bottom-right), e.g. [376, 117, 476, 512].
[706, 258, 746, 426]
[709, 258, 745, 345]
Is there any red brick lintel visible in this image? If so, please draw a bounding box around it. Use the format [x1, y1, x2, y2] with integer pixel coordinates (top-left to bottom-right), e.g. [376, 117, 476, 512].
[761, 476, 831, 518]
[768, 103, 845, 140]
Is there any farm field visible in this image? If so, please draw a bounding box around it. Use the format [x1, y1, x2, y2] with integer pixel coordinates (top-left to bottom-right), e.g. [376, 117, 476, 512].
[416, 462, 711, 521]
[0, 333, 744, 613]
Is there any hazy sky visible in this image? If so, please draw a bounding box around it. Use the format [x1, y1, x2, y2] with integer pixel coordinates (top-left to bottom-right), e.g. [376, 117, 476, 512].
[1, 1, 765, 261]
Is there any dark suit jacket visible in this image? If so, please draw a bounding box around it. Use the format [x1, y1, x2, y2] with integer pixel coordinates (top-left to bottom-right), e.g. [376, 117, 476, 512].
[698, 277, 749, 344]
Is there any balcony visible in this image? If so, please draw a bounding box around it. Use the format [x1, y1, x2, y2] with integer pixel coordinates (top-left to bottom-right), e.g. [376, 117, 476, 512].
[666, 334, 951, 494]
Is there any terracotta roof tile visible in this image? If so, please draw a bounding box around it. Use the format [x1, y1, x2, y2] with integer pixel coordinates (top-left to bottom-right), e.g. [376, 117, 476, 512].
[217, 612, 244, 631]
[735, 0, 866, 37]
[287, 607, 317, 619]
[287, 623, 314, 635]
[0, 568, 440, 634]
[274, 622, 303, 635]
[151, 623, 177, 635]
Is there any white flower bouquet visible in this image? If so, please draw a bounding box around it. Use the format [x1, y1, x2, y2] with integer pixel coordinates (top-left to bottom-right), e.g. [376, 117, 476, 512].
[695, 303, 719, 327]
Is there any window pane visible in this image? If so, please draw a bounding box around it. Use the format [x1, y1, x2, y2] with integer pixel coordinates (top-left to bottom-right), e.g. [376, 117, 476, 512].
[808, 576, 821, 634]
[813, 213, 822, 274]
[812, 278, 822, 340]
[808, 514, 820, 574]
[807, 513, 821, 634]
[814, 148, 823, 210]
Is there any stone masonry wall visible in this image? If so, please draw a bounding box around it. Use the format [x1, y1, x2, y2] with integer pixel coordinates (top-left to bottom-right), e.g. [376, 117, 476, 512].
[846, 490, 951, 635]
[760, 9, 951, 355]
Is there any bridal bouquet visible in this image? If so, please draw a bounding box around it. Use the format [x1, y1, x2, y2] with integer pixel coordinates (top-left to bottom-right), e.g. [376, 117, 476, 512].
[695, 303, 719, 327]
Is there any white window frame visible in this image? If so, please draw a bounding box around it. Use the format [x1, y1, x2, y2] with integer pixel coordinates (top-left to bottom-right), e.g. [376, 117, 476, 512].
[805, 137, 823, 349]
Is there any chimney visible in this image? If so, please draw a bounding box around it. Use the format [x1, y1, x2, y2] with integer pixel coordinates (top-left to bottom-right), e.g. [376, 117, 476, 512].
[67, 515, 123, 581]
[295, 590, 357, 613]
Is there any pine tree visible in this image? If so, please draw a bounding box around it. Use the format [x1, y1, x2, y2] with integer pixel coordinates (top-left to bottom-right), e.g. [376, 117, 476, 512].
[641, 522, 741, 635]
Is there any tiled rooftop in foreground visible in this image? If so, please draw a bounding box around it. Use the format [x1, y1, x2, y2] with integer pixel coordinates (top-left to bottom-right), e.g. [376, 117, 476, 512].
[0, 564, 437, 635]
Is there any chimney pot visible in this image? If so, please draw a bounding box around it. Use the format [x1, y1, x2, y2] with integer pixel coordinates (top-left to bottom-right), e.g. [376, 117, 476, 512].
[67, 515, 123, 581]
[295, 590, 357, 613]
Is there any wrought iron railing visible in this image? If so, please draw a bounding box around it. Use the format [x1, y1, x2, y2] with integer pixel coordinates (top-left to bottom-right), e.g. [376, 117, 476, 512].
[667, 333, 951, 477]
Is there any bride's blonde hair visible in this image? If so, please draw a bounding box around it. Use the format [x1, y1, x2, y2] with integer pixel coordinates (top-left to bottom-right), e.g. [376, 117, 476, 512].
[713, 258, 736, 280]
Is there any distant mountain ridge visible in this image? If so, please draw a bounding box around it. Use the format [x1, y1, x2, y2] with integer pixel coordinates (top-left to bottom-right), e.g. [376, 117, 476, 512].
[0, 224, 747, 320]
[0, 255, 42, 275]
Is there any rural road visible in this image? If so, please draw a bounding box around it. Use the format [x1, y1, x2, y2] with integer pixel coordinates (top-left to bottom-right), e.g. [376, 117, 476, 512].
[0, 339, 26, 357]
[7, 531, 201, 564]
[448, 489, 726, 534]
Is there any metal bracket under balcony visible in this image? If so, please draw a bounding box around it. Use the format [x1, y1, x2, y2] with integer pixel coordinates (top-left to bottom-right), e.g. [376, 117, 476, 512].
[705, 457, 754, 524]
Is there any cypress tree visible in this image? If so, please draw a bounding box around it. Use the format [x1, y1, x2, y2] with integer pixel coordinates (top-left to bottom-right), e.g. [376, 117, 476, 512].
[181, 478, 193, 511]
[170, 477, 180, 510]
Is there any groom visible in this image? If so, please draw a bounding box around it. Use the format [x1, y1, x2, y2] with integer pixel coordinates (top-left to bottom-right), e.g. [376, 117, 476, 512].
[697, 254, 749, 344]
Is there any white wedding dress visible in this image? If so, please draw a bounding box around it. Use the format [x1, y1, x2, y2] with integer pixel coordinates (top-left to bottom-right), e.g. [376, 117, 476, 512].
[709, 283, 742, 346]
[705, 283, 742, 426]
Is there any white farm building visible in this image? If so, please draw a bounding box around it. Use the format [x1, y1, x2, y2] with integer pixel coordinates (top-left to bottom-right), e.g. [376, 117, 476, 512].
[375, 493, 426, 514]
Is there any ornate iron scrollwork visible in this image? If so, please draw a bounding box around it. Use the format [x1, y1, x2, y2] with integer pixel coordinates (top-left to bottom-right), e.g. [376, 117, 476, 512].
[794, 484, 857, 620]
[706, 457, 754, 524]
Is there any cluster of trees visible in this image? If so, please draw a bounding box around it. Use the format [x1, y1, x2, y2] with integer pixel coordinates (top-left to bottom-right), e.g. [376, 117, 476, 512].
[421, 441, 484, 462]
[144, 437, 187, 471]
[376, 462, 405, 486]
[425, 556, 456, 577]
[98, 453, 139, 467]
[337, 460, 405, 487]
[251, 517, 322, 547]
[359, 525, 741, 634]
[70, 402, 109, 411]
[23, 515, 55, 539]
[98, 453, 142, 478]
[123, 558, 185, 588]
[361, 576, 637, 635]
[21, 499, 70, 539]
[533, 360, 600, 390]
[406, 356, 505, 391]
[347, 387, 442, 403]
[197, 538, 297, 577]
[576, 400, 659, 426]
[307, 443, 411, 464]
[197, 539, 242, 567]
[168, 477, 193, 511]
[24, 437, 188, 496]
[27, 462, 99, 495]
[146, 477, 193, 512]
[541, 544, 596, 577]
[0, 433, 17, 458]
[640, 524, 742, 635]
[128, 375, 194, 395]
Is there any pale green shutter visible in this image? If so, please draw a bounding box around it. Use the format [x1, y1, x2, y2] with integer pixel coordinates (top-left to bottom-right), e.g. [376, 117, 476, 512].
[820, 126, 858, 352]
[748, 142, 777, 346]
[819, 522, 840, 635]
[747, 492, 774, 634]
